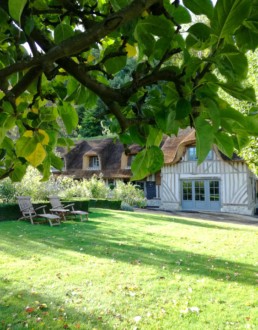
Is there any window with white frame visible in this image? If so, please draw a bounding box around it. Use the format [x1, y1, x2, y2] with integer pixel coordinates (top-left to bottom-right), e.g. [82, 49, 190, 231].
[188, 147, 197, 161]
[89, 156, 100, 169]
[188, 147, 213, 161]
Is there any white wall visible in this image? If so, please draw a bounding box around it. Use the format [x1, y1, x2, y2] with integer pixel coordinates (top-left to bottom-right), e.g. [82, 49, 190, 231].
[160, 151, 256, 215]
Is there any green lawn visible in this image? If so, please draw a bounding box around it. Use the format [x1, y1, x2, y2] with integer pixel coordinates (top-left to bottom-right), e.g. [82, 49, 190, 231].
[0, 209, 257, 330]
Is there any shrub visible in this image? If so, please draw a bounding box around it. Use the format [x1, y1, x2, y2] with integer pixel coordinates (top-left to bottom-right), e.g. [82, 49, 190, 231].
[84, 174, 109, 198]
[0, 167, 144, 209]
[89, 199, 121, 209]
[121, 202, 134, 212]
[0, 179, 16, 203]
[113, 181, 146, 208]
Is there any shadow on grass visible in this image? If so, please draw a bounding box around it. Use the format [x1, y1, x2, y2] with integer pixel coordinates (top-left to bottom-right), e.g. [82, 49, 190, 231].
[0, 284, 114, 329]
[1, 215, 256, 287]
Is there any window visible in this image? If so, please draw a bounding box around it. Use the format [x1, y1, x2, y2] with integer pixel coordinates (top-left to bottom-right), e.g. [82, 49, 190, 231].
[183, 181, 192, 200]
[188, 147, 213, 161]
[89, 156, 100, 169]
[188, 147, 197, 161]
[195, 181, 205, 201]
[127, 155, 136, 168]
[209, 180, 220, 201]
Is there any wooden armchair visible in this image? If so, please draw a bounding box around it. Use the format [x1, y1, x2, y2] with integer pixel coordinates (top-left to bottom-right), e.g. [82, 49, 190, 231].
[49, 196, 89, 222]
[17, 196, 61, 226]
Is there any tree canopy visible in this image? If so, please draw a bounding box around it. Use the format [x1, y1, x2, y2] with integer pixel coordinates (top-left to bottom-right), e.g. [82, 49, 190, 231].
[0, 0, 258, 181]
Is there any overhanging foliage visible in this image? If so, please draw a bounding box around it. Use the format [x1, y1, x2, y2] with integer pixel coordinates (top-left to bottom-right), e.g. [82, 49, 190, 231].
[0, 0, 257, 181]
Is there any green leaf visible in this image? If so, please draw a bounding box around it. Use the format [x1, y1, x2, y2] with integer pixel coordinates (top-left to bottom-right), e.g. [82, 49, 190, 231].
[214, 131, 234, 158]
[246, 114, 258, 137]
[195, 81, 219, 100]
[220, 107, 246, 124]
[59, 102, 78, 134]
[9, 163, 27, 182]
[211, 0, 252, 39]
[146, 127, 163, 147]
[16, 135, 37, 158]
[0, 7, 9, 25]
[215, 45, 248, 81]
[53, 85, 67, 100]
[73, 84, 98, 107]
[8, 0, 28, 24]
[219, 107, 247, 135]
[39, 106, 58, 122]
[26, 143, 46, 167]
[131, 146, 164, 181]
[183, 55, 202, 80]
[236, 133, 250, 149]
[128, 126, 146, 146]
[163, 82, 179, 107]
[164, 2, 191, 24]
[54, 23, 74, 44]
[0, 128, 7, 146]
[218, 82, 256, 102]
[2, 101, 14, 113]
[175, 98, 191, 120]
[134, 15, 174, 57]
[137, 15, 174, 38]
[201, 98, 221, 131]
[195, 117, 214, 164]
[57, 137, 74, 147]
[151, 37, 170, 61]
[186, 23, 211, 49]
[187, 23, 211, 42]
[155, 108, 179, 135]
[50, 153, 64, 171]
[38, 157, 51, 181]
[183, 0, 214, 19]
[235, 26, 258, 51]
[104, 55, 127, 74]
[0, 113, 15, 144]
[110, 0, 131, 11]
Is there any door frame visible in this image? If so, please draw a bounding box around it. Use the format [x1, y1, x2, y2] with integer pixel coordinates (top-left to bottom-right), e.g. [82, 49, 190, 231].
[181, 179, 221, 211]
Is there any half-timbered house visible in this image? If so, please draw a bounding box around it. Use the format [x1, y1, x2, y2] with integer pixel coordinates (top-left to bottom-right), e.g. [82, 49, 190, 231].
[160, 128, 257, 215]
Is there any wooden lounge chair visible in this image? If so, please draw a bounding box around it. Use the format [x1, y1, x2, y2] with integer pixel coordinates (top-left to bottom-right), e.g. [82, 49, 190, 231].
[49, 196, 89, 222]
[17, 196, 61, 226]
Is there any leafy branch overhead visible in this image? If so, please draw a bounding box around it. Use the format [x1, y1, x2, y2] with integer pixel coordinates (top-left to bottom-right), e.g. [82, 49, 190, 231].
[0, 0, 257, 181]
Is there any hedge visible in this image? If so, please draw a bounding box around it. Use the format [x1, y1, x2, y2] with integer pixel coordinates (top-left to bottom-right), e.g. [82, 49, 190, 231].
[88, 199, 121, 209]
[0, 199, 121, 221]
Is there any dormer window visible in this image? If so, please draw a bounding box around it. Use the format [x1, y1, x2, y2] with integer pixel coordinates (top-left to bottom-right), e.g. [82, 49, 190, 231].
[188, 147, 197, 161]
[127, 155, 136, 168]
[89, 156, 100, 169]
[83, 154, 100, 170]
[188, 147, 213, 161]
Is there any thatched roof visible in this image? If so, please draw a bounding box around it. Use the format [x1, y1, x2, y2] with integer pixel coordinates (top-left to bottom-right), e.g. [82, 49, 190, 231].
[63, 138, 140, 179]
[162, 128, 244, 164]
[62, 129, 244, 180]
[162, 127, 196, 164]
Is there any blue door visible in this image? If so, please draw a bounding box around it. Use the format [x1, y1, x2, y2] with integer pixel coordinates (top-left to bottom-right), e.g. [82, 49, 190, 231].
[182, 180, 221, 211]
[146, 181, 156, 199]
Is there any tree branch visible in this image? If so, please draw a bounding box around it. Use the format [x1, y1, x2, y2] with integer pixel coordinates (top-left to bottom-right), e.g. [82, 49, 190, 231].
[0, 0, 160, 79]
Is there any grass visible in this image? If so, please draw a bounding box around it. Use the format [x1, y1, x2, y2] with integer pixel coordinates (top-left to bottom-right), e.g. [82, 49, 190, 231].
[0, 209, 257, 330]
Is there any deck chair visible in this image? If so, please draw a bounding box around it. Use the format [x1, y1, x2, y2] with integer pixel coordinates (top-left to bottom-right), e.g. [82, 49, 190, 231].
[17, 196, 61, 226]
[49, 196, 89, 222]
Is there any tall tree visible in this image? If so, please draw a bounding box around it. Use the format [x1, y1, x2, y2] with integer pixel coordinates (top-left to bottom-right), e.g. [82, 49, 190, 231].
[0, 0, 257, 181]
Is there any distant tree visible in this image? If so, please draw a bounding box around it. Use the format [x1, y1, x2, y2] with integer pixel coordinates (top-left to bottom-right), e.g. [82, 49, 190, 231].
[78, 102, 106, 138]
[77, 58, 136, 137]
[0, 0, 258, 181]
